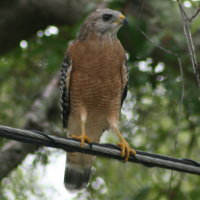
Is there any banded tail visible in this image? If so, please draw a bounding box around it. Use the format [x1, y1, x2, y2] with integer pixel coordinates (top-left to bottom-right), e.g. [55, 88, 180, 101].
[64, 152, 94, 192]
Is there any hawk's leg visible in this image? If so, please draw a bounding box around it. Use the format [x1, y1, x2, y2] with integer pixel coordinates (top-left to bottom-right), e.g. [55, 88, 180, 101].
[114, 127, 136, 162]
[71, 121, 92, 147]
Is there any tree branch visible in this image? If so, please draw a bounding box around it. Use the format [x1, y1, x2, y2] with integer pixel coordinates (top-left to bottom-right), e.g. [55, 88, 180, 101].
[0, 73, 60, 181]
[0, 0, 91, 54]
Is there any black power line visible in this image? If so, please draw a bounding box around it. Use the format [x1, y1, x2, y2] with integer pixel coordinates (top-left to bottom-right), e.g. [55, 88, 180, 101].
[0, 125, 200, 175]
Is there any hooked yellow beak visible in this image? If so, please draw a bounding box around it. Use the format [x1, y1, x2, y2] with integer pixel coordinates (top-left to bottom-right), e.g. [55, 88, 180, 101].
[117, 14, 128, 25]
[119, 14, 125, 20]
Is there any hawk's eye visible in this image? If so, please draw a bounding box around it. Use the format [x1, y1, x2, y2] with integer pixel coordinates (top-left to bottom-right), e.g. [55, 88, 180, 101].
[102, 14, 113, 21]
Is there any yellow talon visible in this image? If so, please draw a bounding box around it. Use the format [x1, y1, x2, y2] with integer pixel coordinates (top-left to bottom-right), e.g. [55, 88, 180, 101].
[71, 134, 92, 147]
[118, 138, 136, 162]
[71, 120, 92, 147]
[113, 127, 136, 162]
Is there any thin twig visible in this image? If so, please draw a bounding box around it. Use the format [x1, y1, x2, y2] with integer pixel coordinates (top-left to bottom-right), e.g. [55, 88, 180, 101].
[177, 0, 200, 91]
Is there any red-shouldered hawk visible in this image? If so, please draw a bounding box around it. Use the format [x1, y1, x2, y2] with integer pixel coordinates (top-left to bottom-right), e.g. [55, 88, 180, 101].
[60, 8, 136, 192]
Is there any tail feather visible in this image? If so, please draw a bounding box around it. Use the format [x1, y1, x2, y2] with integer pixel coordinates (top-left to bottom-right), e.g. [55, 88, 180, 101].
[64, 153, 94, 192]
[64, 166, 91, 192]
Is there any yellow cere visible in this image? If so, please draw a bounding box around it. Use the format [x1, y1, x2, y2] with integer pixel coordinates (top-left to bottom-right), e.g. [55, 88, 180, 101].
[119, 14, 125, 20]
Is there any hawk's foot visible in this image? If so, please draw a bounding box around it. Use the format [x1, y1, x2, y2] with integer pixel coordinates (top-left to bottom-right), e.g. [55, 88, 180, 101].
[71, 134, 92, 147]
[117, 138, 136, 162]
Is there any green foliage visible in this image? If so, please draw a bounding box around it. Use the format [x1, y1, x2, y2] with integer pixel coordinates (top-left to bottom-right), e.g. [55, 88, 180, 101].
[0, 161, 47, 200]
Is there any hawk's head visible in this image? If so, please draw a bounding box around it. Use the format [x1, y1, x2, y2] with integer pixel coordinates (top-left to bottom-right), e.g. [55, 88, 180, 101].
[78, 8, 127, 40]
